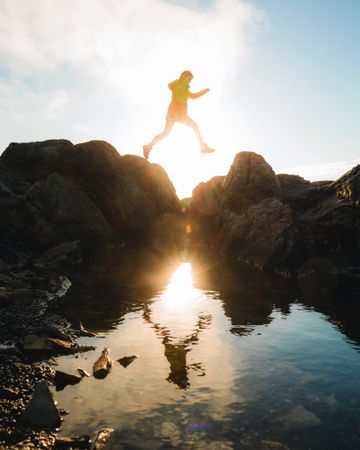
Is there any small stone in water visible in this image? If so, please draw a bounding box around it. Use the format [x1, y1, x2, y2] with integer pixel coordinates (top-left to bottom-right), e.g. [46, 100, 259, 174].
[93, 427, 115, 449]
[54, 435, 91, 449]
[117, 355, 138, 368]
[78, 368, 90, 377]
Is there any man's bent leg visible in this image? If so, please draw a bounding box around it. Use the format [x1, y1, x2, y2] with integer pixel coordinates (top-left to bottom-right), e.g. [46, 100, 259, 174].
[182, 116, 205, 147]
[143, 120, 174, 159]
[183, 116, 215, 154]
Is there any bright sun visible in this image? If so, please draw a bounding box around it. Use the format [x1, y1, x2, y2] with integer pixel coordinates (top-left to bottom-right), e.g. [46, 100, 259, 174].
[146, 100, 235, 198]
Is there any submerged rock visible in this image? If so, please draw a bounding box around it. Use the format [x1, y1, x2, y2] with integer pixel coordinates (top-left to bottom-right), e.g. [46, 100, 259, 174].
[272, 405, 321, 430]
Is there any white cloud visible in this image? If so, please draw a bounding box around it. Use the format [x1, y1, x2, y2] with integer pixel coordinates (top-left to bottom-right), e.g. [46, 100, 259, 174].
[0, 0, 263, 104]
[45, 89, 69, 120]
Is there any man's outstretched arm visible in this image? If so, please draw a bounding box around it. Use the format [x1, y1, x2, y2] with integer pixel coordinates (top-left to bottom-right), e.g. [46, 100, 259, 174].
[189, 88, 210, 99]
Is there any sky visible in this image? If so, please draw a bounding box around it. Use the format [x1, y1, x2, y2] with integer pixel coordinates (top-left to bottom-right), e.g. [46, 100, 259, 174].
[0, 0, 359, 197]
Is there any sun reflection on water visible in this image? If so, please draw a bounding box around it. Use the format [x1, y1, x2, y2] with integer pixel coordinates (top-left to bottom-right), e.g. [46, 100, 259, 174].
[159, 262, 200, 310]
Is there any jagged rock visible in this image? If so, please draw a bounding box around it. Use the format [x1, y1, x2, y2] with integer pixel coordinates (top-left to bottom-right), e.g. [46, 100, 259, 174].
[0, 139, 181, 253]
[19, 381, 61, 429]
[55, 370, 82, 390]
[27, 172, 116, 243]
[221, 151, 281, 215]
[277, 173, 311, 197]
[191, 151, 360, 288]
[220, 198, 295, 271]
[118, 355, 138, 368]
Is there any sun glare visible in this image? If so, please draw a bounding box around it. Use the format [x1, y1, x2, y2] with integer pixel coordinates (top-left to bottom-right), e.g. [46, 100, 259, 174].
[150, 262, 207, 341]
[161, 262, 199, 310]
[148, 115, 234, 198]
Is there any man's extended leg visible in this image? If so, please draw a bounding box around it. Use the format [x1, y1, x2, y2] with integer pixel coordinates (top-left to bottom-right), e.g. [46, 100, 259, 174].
[143, 120, 174, 159]
[182, 116, 214, 153]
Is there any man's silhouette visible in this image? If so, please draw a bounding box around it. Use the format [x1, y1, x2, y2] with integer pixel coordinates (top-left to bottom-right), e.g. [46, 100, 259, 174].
[143, 70, 214, 159]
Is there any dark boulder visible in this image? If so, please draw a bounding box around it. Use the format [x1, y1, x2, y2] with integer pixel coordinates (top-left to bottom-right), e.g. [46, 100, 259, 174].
[221, 151, 281, 214]
[191, 176, 225, 217]
[1, 139, 73, 187]
[220, 198, 296, 273]
[0, 139, 181, 255]
[191, 151, 360, 291]
[278, 174, 312, 197]
[19, 381, 61, 429]
[27, 172, 115, 243]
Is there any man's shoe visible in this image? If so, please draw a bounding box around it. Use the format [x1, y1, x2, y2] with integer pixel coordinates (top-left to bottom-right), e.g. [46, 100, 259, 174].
[143, 145, 152, 160]
[201, 144, 215, 154]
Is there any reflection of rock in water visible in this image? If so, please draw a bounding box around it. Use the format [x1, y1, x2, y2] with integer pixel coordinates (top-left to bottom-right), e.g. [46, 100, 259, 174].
[164, 343, 189, 389]
[190, 249, 293, 333]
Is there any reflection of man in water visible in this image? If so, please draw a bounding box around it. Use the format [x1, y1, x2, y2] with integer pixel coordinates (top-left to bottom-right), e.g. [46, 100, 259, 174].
[164, 343, 190, 389]
[143, 306, 211, 389]
[143, 70, 215, 159]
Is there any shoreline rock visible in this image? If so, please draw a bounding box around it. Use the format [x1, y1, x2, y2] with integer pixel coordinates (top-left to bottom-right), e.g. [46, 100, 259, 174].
[191, 151, 360, 299]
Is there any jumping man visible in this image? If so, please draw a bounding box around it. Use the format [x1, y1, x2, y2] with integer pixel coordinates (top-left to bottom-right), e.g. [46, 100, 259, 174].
[143, 70, 214, 159]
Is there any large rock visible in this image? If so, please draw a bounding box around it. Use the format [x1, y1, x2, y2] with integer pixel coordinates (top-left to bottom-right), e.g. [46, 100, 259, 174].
[19, 381, 61, 428]
[27, 172, 115, 242]
[191, 151, 360, 288]
[220, 198, 295, 272]
[0, 140, 181, 253]
[277, 173, 311, 197]
[1, 139, 73, 186]
[191, 176, 225, 217]
[221, 151, 281, 214]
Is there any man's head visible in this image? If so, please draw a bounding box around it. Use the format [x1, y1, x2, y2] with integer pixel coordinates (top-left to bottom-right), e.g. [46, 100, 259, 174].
[180, 70, 193, 81]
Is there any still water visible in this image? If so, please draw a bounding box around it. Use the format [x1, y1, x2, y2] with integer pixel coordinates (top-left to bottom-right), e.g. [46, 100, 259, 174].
[52, 253, 360, 450]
